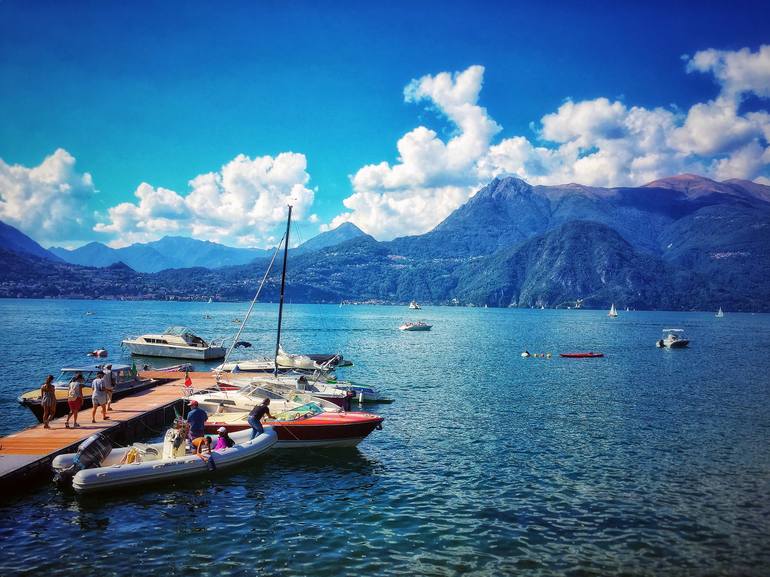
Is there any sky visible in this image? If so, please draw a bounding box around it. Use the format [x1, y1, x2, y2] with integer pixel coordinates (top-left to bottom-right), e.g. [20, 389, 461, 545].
[1, 0, 769, 248]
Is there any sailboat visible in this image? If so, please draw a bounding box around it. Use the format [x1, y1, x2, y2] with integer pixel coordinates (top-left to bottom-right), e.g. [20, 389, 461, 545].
[207, 297, 213, 303]
[408, 300, 421, 310]
[608, 304, 618, 318]
[716, 307, 724, 318]
[204, 206, 384, 447]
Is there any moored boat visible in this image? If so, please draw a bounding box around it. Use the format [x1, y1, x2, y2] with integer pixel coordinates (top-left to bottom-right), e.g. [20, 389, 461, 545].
[559, 352, 604, 358]
[18, 364, 154, 421]
[122, 326, 226, 360]
[52, 426, 277, 493]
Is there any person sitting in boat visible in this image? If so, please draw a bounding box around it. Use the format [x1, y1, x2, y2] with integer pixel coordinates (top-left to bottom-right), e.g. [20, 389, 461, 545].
[214, 426, 235, 450]
[186, 400, 208, 440]
[248, 398, 273, 440]
[192, 435, 213, 455]
[90, 371, 109, 423]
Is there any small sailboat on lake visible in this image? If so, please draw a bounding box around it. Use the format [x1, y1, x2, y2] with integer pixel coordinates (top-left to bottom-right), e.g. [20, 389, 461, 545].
[608, 303, 618, 318]
[716, 307, 724, 318]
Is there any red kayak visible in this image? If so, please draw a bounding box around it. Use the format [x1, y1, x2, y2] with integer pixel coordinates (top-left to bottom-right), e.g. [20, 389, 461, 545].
[559, 352, 604, 358]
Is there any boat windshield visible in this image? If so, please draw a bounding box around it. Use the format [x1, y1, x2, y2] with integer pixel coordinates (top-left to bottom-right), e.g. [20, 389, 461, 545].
[273, 402, 325, 421]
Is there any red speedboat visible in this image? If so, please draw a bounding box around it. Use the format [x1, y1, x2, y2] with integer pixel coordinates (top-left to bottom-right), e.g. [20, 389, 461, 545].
[559, 352, 604, 358]
[204, 411, 383, 448]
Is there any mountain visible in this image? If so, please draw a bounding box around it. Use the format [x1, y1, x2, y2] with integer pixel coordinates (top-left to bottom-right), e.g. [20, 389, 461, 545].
[296, 222, 367, 253]
[3, 174, 770, 310]
[51, 237, 273, 273]
[50, 226, 367, 273]
[0, 221, 62, 261]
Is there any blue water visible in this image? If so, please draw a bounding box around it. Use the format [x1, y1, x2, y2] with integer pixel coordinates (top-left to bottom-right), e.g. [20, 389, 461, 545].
[0, 299, 769, 576]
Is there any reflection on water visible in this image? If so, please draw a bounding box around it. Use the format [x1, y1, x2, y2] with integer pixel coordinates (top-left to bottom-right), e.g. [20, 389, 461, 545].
[0, 300, 769, 576]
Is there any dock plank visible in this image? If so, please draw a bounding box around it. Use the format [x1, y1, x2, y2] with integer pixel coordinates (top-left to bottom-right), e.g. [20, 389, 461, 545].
[0, 372, 217, 481]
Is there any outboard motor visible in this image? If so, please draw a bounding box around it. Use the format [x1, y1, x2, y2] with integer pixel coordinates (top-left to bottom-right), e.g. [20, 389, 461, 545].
[54, 433, 112, 485]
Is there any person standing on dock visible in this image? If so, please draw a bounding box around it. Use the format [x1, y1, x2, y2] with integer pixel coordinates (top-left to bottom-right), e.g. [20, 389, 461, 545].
[40, 375, 57, 429]
[186, 400, 208, 440]
[90, 371, 109, 423]
[65, 373, 85, 428]
[248, 398, 273, 440]
[102, 364, 114, 411]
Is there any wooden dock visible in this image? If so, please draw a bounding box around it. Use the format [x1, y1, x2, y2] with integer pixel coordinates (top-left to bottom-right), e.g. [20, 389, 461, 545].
[0, 371, 217, 493]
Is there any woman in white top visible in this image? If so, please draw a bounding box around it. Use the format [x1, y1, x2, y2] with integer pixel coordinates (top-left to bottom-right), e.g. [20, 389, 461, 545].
[90, 371, 110, 423]
[65, 373, 85, 428]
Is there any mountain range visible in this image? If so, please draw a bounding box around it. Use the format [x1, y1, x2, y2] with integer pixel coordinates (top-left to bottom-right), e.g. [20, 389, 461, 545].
[48, 222, 366, 272]
[1, 173, 769, 310]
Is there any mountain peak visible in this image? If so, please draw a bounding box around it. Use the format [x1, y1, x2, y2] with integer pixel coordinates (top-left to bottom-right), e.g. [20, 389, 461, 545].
[644, 173, 770, 203]
[474, 176, 533, 201]
[297, 222, 367, 253]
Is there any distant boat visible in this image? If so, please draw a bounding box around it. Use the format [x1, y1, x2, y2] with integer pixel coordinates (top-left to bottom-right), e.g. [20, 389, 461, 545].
[399, 321, 432, 331]
[409, 300, 421, 310]
[608, 304, 618, 318]
[656, 328, 689, 348]
[716, 307, 724, 318]
[207, 297, 213, 303]
[625, 306, 629, 312]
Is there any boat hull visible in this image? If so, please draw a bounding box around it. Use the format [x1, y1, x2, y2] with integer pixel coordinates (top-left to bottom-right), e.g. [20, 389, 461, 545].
[122, 341, 226, 360]
[205, 412, 384, 448]
[559, 353, 604, 358]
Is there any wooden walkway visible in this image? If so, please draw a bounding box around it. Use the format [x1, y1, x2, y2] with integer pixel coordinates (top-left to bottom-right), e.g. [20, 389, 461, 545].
[0, 371, 217, 491]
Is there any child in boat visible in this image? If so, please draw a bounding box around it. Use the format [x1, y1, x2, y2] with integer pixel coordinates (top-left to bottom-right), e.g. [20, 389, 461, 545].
[192, 436, 213, 454]
[214, 427, 235, 450]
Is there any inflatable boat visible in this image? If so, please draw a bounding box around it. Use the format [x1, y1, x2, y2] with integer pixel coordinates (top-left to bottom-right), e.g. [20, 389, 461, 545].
[52, 425, 277, 494]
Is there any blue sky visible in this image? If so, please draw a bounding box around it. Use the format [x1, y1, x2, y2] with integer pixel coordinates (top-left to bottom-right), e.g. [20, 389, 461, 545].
[1, 1, 769, 248]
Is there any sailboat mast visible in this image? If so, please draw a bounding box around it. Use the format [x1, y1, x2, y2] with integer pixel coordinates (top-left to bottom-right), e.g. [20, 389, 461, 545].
[274, 205, 293, 375]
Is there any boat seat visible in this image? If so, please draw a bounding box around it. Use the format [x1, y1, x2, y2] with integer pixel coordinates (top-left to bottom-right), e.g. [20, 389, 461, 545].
[133, 443, 161, 461]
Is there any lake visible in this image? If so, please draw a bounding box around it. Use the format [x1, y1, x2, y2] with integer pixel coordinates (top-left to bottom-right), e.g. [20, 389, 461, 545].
[0, 299, 769, 576]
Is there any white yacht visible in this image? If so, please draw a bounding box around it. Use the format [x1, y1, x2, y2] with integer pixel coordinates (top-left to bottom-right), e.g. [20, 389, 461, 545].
[122, 326, 226, 360]
[409, 300, 421, 310]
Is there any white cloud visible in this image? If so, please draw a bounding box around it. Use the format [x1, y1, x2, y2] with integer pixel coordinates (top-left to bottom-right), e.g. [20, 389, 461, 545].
[94, 152, 314, 247]
[0, 149, 97, 245]
[686, 45, 770, 99]
[330, 48, 770, 239]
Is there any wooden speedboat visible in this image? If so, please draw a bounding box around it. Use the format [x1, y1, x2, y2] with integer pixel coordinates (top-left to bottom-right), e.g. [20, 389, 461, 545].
[189, 385, 383, 448]
[18, 364, 155, 421]
[205, 410, 384, 449]
[52, 426, 277, 493]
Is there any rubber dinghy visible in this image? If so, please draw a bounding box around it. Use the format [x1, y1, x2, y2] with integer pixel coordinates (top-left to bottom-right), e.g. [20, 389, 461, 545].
[52, 426, 277, 494]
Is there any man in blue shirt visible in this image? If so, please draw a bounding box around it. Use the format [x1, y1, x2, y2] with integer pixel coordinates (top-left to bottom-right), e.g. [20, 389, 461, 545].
[186, 400, 208, 440]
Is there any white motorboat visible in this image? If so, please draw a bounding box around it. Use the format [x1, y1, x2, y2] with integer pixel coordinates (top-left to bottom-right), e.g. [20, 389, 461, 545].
[399, 321, 432, 331]
[608, 304, 618, 318]
[409, 300, 421, 310]
[656, 328, 690, 348]
[716, 307, 724, 318]
[52, 426, 276, 493]
[122, 326, 226, 360]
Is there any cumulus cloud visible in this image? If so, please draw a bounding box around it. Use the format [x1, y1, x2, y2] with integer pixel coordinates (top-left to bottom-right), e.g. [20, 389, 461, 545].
[0, 149, 97, 245]
[686, 45, 770, 99]
[330, 46, 770, 240]
[94, 152, 314, 247]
